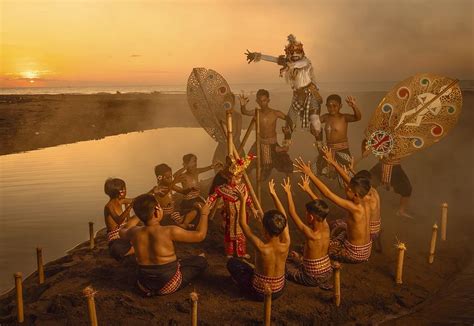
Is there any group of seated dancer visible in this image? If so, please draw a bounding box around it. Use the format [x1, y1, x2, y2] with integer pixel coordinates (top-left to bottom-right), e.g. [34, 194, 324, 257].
[100, 88, 387, 299]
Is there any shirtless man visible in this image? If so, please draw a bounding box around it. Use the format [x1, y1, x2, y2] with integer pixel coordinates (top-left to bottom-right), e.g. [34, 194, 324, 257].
[240, 89, 293, 181]
[226, 182, 290, 300]
[278, 178, 333, 289]
[321, 146, 382, 251]
[294, 158, 372, 264]
[174, 154, 222, 228]
[313, 95, 361, 186]
[104, 178, 139, 261]
[119, 194, 209, 296]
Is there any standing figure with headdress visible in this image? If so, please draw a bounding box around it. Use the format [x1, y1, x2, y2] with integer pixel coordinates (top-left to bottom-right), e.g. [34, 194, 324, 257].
[206, 154, 260, 259]
[245, 34, 323, 133]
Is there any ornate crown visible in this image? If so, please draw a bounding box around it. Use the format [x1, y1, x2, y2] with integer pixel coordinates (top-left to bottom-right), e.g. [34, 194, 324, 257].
[229, 154, 256, 176]
[284, 34, 304, 55]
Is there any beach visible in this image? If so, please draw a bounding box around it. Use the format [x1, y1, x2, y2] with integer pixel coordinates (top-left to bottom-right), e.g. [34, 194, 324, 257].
[0, 90, 473, 324]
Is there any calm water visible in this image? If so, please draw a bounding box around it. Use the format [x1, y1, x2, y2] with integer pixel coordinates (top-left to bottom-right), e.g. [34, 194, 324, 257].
[0, 128, 218, 292]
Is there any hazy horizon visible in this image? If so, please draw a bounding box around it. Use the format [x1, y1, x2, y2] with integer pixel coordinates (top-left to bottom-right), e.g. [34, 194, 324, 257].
[1, 0, 473, 88]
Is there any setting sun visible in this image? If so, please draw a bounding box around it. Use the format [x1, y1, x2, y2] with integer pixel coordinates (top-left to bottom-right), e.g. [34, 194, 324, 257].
[21, 71, 39, 79]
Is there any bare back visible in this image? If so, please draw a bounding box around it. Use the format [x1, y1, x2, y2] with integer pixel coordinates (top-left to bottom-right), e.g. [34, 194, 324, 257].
[345, 203, 371, 245]
[128, 224, 177, 265]
[370, 188, 381, 222]
[303, 222, 330, 259]
[255, 239, 289, 277]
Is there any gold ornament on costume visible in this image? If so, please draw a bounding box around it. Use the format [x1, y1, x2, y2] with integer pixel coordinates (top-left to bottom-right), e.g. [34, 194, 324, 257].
[365, 73, 462, 160]
[229, 154, 256, 176]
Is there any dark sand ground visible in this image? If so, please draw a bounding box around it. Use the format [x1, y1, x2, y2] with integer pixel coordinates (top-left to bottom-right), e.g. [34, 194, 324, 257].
[0, 91, 473, 325]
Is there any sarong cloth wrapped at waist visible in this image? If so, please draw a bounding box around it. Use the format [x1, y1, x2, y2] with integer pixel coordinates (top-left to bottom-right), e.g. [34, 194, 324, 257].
[137, 261, 183, 296]
[251, 273, 285, 294]
[303, 255, 332, 277]
[343, 240, 372, 262]
[369, 219, 381, 235]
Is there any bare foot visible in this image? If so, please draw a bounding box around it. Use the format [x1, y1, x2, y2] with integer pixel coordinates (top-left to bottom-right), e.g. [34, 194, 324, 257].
[396, 210, 414, 219]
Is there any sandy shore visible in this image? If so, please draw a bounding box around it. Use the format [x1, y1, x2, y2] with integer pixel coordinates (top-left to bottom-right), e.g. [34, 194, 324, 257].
[0, 90, 472, 324]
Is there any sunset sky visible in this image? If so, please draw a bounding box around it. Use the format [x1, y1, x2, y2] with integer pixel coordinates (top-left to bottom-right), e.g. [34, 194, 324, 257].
[1, 0, 473, 88]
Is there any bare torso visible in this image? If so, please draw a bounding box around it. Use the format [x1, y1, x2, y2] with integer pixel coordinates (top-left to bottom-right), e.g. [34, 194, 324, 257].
[153, 185, 174, 211]
[259, 108, 281, 140]
[321, 113, 349, 144]
[180, 171, 199, 190]
[254, 239, 289, 277]
[104, 199, 127, 231]
[129, 224, 177, 265]
[345, 204, 371, 245]
[303, 222, 331, 259]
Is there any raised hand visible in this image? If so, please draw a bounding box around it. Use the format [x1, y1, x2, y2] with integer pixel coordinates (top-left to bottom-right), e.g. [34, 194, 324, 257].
[239, 91, 249, 107]
[245, 49, 258, 64]
[321, 146, 336, 166]
[268, 179, 276, 195]
[298, 175, 311, 192]
[213, 160, 224, 170]
[281, 177, 291, 193]
[235, 186, 248, 201]
[197, 202, 210, 216]
[346, 95, 357, 108]
[293, 157, 313, 176]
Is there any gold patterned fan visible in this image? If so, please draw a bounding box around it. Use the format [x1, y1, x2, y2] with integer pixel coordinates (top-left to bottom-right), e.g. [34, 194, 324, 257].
[365, 73, 462, 160]
[187, 68, 235, 143]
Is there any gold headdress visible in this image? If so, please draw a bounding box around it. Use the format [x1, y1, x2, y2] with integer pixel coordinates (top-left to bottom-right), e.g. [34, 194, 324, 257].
[284, 34, 304, 55]
[228, 154, 255, 176]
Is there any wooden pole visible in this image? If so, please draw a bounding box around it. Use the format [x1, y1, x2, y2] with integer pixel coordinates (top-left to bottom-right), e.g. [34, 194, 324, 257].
[36, 247, 45, 284]
[333, 262, 341, 307]
[429, 224, 438, 264]
[190, 291, 198, 326]
[396, 242, 407, 284]
[237, 117, 256, 153]
[441, 203, 448, 241]
[83, 286, 98, 326]
[14, 272, 24, 323]
[255, 108, 262, 203]
[89, 222, 95, 249]
[226, 110, 233, 157]
[263, 285, 272, 326]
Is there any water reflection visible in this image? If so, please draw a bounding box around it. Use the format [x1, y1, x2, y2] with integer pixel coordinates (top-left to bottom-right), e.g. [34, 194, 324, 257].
[0, 128, 217, 292]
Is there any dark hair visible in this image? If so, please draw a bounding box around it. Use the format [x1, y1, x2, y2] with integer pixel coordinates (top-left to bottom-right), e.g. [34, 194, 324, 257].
[154, 163, 171, 177]
[349, 176, 371, 198]
[256, 89, 270, 98]
[326, 94, 342, 104]
[305, 199, 329, 220]
[104, 178, 126, 199]
[355, 170, 372, 181]
[183, 153, 197, 165]
[262, 210, 287, 237]
[133, 194, 158, 223]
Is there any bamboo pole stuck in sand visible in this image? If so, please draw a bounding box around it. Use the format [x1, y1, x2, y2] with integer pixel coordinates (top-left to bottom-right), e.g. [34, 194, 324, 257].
[226, 110, 233, 157]
[14, 272, 24, 323]
[238, 117, 255, 154]
[441, 203, 448, 241]
[396, 242, 407, 284]
[89, 222, 95, 249]
[333, 262, 341, 307]
[36, 247, 45, 284]
[429, 224, 438, 264]
[83, 286, 98, 326]
[255, 108, 262, 203]
[263, 285, 272, 326]
[190, 291, 198, 326]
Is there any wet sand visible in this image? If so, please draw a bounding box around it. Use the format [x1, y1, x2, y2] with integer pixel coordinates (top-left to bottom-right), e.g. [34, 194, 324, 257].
[0, 91, 473, 324]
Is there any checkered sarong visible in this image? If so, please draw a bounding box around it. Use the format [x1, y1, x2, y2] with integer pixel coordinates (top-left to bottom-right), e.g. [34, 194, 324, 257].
[184, 189, 201, 200]
[369, 219, 381, 235]
[343, 240, 372, 262]
[137, 263, 183, 296]
[252, 273, 285, 294]
[303, 255, 332, 277]
[107, 222, 125, 242]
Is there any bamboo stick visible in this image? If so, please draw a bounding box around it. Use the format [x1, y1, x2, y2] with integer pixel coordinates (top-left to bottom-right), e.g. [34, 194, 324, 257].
[396, 242, 407, 284]
[441, 203, 448, 241]
[237, 117, 256, 153]
[429, 224, 438, 264]
[333, 262, 341, 307]
[83, 286, 98, 326]
[36, 247, 45, 284]
[14, 272, 24, 323]
[190, 291, 198, 326]
[226, 110, 233, 157]
[255, 108, 262, 203]
[263, 285, 272, 326]
[89, 222, 95, 249]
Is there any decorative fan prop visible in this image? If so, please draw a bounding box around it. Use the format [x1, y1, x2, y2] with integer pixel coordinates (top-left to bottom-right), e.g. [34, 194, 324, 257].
[187, 68, 235, 143]
[365, 73, 462, 160]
